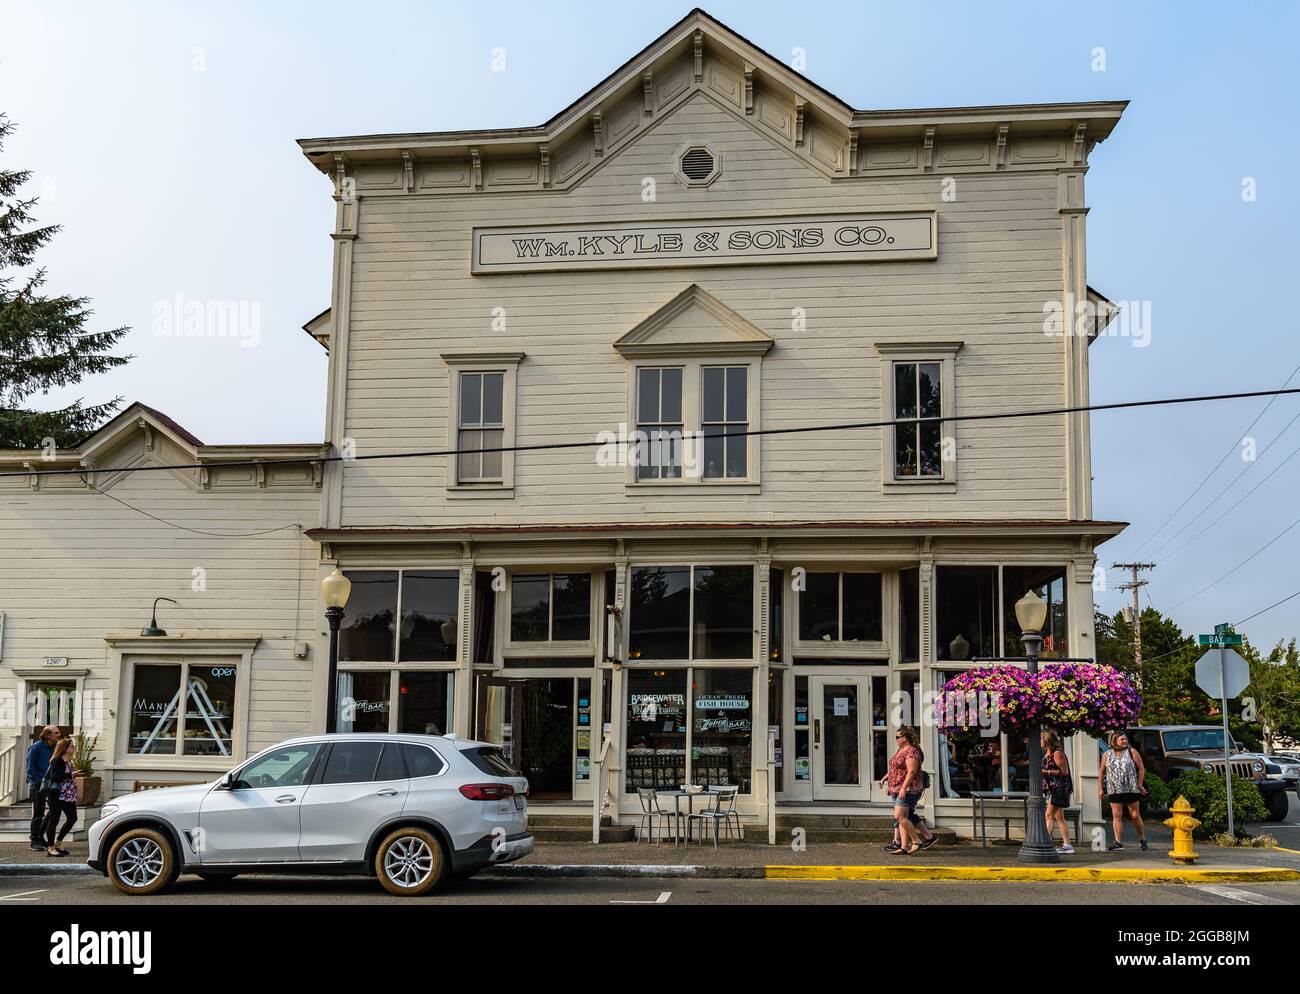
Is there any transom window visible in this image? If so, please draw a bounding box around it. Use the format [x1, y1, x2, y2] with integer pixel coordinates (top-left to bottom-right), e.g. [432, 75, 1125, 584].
[797, 572, 883, 643]
[510, 573, 592, 642]
[458, 371, 505, 482]
[893, 361, 942, 478]
[702, 366, 747, 479]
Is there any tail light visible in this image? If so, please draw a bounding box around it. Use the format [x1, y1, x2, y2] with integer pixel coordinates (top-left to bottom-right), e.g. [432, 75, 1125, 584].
[460, 783, 515, 801]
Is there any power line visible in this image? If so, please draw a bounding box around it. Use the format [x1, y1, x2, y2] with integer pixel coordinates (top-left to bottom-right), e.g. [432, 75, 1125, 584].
[1168, 513, 1300, 611]
[1149, 406, 1300, 558]
[87, 481, 303, 538]
[1235, 588, 1300, 627]
[6, 384, 1300, 480]
[1125, 359, 1300, 556]
[1158, 435, 1300, 563]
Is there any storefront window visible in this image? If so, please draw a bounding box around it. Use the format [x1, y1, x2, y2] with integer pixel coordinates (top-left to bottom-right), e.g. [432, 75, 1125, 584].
[842, 573, 883, 641]
[899, 567, 920, 664]
[338, 671, 390, 733]
[576, 678, 593, 781]
[935, 566, 997, 661]
[692, 566, 753, 659]
[511, 575, 551, 641]
[397, 671, 452, 734]
[400, 570, 458, 661]
[799, 572, 838, 640]
[1001, 566, 1069, 658]
[473, 569, 495, 663]
[794, 676, 810, 783]
[628, 566, 690, 660]
[692, 669, 754, 793]
[769, 568, 783, 661]
[341, 570, 397, 662]
[127, 662, 237, 757]
[768, 670, 783, 791]
[625, 669, 688, 791]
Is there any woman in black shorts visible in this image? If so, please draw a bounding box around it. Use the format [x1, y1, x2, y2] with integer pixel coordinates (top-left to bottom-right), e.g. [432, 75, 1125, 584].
[1098, 730, 1148, 851]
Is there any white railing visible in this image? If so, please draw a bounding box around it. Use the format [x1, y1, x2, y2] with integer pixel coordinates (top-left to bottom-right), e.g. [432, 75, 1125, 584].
[767, 727, 777, 845]
[592, 733, 613, 843]
[0, 736, 17, 806]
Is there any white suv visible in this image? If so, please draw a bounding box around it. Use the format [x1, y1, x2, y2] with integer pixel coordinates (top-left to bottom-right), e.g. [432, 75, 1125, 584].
[87, 733, 532, 896]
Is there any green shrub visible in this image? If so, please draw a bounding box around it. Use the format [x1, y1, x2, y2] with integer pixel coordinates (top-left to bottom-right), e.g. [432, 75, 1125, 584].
[1168, 770, 1267, 838]
[1141, 771, 1172, 813]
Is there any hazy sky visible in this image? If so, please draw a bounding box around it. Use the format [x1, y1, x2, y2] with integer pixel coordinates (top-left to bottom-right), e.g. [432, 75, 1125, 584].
[5, 1, 1299, 648]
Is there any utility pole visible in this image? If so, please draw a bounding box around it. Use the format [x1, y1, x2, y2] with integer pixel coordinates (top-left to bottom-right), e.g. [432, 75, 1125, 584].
[1112, 562, 1155, 681]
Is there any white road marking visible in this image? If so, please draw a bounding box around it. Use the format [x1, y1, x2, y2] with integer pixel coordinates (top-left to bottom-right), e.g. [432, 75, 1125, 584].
[611, 890, 672, 905]
[1192, 884, 1290, 905]
[0, 889, 48, 902]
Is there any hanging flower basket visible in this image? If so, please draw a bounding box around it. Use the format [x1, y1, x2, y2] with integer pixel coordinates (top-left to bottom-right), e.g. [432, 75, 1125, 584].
[1035, 662, 1141, 737]
[934, 664, 1042, 738]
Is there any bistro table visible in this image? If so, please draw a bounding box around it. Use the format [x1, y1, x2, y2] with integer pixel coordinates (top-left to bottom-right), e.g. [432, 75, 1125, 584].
[969, 790, 1030, 846]
[656, 787, 723, 847]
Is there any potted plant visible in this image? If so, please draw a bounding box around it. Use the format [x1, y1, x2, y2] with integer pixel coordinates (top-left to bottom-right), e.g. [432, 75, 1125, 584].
[71, 730, 102, 806]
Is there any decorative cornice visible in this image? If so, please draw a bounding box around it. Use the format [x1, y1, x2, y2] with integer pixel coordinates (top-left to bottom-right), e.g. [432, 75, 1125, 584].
[440, 350, 526, 366]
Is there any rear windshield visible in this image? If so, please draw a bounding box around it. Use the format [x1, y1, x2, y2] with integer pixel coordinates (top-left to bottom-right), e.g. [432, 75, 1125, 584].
[464, 746, 522, 778]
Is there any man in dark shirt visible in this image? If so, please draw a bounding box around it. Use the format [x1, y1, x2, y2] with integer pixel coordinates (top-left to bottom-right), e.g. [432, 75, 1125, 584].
[26, 725, 59, 851]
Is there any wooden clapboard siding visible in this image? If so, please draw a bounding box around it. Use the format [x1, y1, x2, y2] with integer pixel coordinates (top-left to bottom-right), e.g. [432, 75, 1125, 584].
[337, 91, 1070, 529]
[0, 431, 320, 770]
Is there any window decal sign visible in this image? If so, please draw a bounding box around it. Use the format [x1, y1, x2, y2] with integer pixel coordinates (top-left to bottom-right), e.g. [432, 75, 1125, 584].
[471, 212, 936, 273]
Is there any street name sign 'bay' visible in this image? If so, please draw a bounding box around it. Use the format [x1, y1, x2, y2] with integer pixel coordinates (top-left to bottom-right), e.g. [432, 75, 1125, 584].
[471, 212, 937, 274]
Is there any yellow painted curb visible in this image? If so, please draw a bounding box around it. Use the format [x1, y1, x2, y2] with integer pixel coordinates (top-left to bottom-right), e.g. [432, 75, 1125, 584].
[1271, 845, 1300, 856]
[764, 864, 1300, 884]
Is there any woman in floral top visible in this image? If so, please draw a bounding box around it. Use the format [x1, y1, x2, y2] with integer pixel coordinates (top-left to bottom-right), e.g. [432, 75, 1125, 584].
[880, 726, 926, 855]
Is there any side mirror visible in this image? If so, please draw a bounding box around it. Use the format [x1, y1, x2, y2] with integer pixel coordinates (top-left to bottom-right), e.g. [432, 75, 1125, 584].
[221, 770, 238, 790]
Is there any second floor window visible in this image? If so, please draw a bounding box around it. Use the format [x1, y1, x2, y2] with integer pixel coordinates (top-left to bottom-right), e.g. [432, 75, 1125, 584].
[637, 367, 683, 479]
[702, 366, 747, 479]
[458, 371, 504, 482]
[893, 361, 942, 478]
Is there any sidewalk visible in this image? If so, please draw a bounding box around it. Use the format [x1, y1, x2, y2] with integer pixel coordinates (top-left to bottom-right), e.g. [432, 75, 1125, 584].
[4, 827, 1298, 884]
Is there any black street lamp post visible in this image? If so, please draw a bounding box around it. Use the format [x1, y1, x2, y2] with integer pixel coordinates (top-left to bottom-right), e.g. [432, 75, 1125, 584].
[1015, 589, 1060, 864]
[321, 568, 352, 734]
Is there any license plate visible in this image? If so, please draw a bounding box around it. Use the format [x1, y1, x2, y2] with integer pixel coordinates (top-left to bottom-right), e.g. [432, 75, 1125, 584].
[514, 795, 526, 811]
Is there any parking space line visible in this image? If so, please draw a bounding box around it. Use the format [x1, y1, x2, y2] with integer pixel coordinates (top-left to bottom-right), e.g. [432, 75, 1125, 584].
[610, 891, 672, 905]
[1193, 884, 1290, 905]
[0, 889, 48, 902]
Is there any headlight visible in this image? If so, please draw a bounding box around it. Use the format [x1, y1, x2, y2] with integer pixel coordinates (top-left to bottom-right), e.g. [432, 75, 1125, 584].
[1202, 764, 1213, 773]
[99, 804, 119, 819]
[1253, 761, 1264, 773]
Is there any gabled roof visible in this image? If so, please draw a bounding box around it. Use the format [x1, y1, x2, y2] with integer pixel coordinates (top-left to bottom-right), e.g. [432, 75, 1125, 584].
[613, 284, 774, 358]
[298, 8, 1126, 171]
[303, 307, 331, 351]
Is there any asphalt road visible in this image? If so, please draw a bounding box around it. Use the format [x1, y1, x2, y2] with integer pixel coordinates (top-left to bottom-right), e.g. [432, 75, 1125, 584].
[3, 871, 1300, 905]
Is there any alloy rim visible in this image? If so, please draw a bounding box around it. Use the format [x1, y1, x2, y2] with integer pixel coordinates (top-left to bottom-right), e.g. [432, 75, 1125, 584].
[383, 836, 434, 888]
[114, 837, 165, 888]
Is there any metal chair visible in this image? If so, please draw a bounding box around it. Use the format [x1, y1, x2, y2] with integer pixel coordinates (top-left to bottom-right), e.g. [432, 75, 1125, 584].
[636, 788, 673, 844]
[687, 785, 741, 848]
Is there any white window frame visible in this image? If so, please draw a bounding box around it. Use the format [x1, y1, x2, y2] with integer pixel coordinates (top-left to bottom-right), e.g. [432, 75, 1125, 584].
[503, 570, 598, 658]
[105, 634, 259, 772]
[624, 358, 762, 492]
[874, 341, 961, 492]
[791, 569, 892, 659]
[335, 667, 456, 734]
[441, 351, 523, 496]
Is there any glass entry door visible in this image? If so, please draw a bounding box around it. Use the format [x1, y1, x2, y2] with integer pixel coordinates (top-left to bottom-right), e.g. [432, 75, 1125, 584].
[476, 676, 575, 800]
[810, 675, 870, 801]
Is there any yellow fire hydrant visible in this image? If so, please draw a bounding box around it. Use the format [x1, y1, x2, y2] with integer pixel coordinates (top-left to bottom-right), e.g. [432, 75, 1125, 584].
[1163, 795, 1200, 865]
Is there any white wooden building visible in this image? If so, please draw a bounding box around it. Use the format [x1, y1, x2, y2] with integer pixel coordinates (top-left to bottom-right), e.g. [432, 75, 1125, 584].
[1, 10, 1127, 837]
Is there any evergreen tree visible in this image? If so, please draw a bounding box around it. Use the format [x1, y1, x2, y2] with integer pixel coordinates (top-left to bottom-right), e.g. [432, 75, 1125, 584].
[0, 114, 131, 448]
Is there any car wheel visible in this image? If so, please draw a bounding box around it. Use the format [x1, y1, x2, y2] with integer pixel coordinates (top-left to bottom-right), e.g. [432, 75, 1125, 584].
[1265, 790, 1289, 822]
[374, 827, 446, 896]
[195, 872, 240, 882]
[107, 827, 178, 896]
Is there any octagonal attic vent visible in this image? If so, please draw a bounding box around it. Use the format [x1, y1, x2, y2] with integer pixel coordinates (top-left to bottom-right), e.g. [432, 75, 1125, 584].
[675, 144, 721, 186]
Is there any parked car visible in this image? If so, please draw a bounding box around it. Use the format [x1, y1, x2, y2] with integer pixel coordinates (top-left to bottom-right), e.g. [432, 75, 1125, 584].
[87, 733, 533, 896]
[1126, 725, 1290, 822]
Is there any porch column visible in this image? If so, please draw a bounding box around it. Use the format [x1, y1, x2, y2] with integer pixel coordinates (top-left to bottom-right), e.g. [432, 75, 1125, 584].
[454, 549, 476, 738]
[756, 551, 772, 834]
[1069, 545, 1102, 833]
[917, 554, 941, 823]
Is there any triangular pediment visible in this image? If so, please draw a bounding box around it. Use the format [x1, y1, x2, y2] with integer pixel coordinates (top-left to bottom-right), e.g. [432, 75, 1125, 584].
[614, 284, 774, 358]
